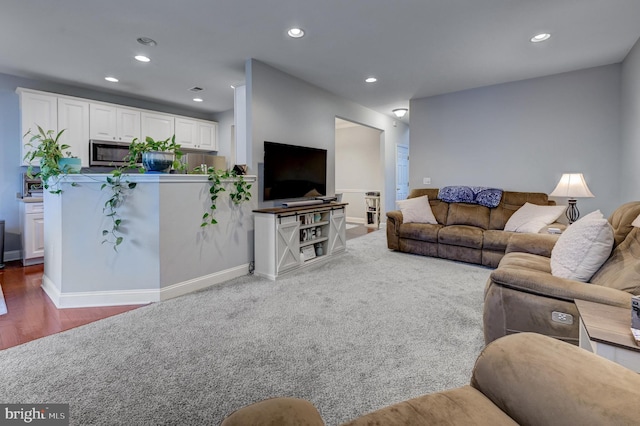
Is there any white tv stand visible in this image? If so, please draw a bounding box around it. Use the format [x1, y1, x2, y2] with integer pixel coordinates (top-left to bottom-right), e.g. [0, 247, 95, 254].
[253, 202, 348, 280]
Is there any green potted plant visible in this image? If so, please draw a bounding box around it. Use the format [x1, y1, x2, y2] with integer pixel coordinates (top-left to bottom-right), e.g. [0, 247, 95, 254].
[127, 135, 184, 173]
[23, 125, 80, 193]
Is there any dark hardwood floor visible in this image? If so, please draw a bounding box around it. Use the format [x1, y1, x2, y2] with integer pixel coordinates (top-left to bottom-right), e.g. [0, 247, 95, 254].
[0, 261, 143, 351]
[0, 224, 379, 351]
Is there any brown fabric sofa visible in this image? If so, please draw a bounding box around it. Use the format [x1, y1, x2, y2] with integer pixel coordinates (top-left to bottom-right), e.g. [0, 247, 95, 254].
[386, 188, 560, 268]
[221, 333, 640, 425]
[484, 201, 640, 345]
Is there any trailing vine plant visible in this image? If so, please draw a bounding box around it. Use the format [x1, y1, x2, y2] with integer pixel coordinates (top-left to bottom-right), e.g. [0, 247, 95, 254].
[101, 168, 137, 250]
[201, 168, 252, 226]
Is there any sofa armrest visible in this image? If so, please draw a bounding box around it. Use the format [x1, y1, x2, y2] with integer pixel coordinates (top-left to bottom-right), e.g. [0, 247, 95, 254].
[221, 397, 324, 426]
[386, 210, 403, 250]
[505, 233, 559, 258]
[471, 333, 640, 426]
[489, 268, 632, 308]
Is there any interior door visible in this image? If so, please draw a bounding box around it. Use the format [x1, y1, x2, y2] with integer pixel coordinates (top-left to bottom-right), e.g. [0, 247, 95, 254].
[396, 144, 409, 201]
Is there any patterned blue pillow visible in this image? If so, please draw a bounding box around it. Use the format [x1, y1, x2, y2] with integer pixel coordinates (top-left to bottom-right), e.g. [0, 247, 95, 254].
[437, 186, 503, 208]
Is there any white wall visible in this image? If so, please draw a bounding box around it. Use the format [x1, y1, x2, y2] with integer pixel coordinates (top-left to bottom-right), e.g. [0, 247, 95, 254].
[621, 37, 640, 202]
[245, 59, 410, 215]
[409, 64, 622, 216]
[335, 124, 383, 222]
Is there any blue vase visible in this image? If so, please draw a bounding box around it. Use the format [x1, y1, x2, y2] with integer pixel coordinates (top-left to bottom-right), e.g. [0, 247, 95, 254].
[142, 151, 174, 173]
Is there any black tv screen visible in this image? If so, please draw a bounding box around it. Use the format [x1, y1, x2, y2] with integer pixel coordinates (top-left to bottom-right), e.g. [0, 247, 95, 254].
[263, 141, 327, 201]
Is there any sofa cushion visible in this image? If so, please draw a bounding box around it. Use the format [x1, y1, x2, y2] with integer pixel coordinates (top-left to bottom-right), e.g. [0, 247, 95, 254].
[438, 225, 484, 249]
[497, 252, 552, 273]
[446, 203, 490, 229]
[396, 195, 437, 224]
[483, 230, 514, 252]
[504, 203, 566, 233]
[398, 223, 443, 243]
[550, 210, 614, 282]
[590, 227, 640, 294]
[609, 201, 640, 247]
[489, 191, 553, 230]
[342, 385, 517, 426]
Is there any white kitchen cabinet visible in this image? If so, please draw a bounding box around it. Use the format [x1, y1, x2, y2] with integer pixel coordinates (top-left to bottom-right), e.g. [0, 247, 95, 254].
[89, 103, 141, 142]
[58, 98, 90, 166]
[254, 203, 347, 280]
[20, 202, 45, 266]
[197, 121, 218, 151]
[141, 111, 174, 142]
[174, 117, 198, 149]
[175, 117, 218, 151]
[18, 89, 58, 165]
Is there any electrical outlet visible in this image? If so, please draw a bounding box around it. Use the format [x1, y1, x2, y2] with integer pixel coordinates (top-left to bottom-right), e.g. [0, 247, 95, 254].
[423, 177, 431, 185]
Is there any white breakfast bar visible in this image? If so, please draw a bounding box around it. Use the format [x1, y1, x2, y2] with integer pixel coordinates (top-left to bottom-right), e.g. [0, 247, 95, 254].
[41, 173, 257, 308]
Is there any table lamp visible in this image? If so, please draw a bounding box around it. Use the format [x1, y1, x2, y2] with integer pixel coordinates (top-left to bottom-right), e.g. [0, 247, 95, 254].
[549, 173, 595, 224]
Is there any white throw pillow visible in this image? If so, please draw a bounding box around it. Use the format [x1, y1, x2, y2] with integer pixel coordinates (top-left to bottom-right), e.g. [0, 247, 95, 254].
[396, 195, 437, 224]
[504, 202, 567, 233]
[550, 210, 614, 282]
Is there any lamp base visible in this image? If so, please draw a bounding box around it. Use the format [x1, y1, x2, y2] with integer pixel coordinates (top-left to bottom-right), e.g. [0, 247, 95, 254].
[566, 199, 579, 224]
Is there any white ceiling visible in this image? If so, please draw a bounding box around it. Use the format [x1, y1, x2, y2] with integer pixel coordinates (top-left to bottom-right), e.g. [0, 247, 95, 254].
[2, 0, 639, 121]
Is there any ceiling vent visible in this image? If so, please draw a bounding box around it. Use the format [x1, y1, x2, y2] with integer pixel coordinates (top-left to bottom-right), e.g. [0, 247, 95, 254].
[189, 86, 204, 92]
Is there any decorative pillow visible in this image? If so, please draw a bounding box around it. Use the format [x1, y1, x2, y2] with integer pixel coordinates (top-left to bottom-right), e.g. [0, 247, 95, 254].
[632, 213, 640, 228]
[504, 202, 566, 233]
[550, 210, 614, 282]
[396, 195, 437, 224]
[437, 186, 503, 208]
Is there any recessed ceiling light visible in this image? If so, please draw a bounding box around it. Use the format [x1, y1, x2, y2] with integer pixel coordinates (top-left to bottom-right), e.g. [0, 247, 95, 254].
[134, 55, 151, 62]
[530, 33, 551, 43]
[287, 28, 305, 38]
[105, 76, 119, 83]
[137, 37, 157, 47]
[193, 98, 204, 102]
[365, 77, 377, 83]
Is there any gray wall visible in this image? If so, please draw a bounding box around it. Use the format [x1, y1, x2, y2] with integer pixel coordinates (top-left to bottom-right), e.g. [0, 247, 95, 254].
[621, 37, 640, 202]
[245, 59, 410, 214]
[409, 64, 622, 217]
[0, 72, 218, 258]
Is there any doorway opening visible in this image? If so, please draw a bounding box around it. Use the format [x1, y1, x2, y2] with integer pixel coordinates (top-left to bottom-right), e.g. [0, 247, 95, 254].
[335, 118, 383, 225]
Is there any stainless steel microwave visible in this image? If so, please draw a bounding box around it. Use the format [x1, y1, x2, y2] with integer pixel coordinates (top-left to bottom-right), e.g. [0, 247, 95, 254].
[89, 140, 133, 166]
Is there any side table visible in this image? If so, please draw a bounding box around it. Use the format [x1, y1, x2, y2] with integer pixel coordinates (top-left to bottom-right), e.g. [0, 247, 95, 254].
[575, 299, 640, 372]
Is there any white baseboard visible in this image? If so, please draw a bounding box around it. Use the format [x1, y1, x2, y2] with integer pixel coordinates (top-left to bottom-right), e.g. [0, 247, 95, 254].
[347, 217, 365, 224]
[41, 264, 249, 308]
[159, 264, 249, 300]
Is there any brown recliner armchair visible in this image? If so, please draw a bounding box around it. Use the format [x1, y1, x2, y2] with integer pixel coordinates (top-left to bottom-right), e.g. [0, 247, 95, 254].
[483, 201, 640, 345]
[221, 333, 640, 425]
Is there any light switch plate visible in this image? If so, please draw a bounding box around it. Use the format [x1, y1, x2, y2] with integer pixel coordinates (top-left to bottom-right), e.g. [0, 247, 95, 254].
[423, 177, 431, 185]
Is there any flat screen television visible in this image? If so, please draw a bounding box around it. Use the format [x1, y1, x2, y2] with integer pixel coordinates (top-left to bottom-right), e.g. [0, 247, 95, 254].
[263, 141, 327, 201]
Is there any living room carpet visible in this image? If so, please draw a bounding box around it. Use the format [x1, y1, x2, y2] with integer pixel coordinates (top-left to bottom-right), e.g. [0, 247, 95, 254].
[0, 230, 491, 425]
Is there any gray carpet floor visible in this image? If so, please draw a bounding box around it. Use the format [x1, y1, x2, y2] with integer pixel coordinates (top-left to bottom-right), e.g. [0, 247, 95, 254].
[0, 230, 492, 425]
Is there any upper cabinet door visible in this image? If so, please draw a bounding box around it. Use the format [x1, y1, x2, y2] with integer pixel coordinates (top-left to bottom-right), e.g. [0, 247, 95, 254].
[89, 103, 118, 140]
[197, 122, 218, 151]
[141, 111, 174, 142]
[174, 117, 197, 148]
[116, 108, 141, 142]
[58, 98, 90, 167]
[19, 90, 58, 165]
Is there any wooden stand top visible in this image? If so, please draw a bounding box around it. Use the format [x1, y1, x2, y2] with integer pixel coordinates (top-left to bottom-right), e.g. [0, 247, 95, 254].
[575, 299, 640, 352]
[253, 202, 348, 215]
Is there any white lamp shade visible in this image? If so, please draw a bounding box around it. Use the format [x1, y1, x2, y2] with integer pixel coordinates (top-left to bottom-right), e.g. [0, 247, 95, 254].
[549, 173, 595, 199]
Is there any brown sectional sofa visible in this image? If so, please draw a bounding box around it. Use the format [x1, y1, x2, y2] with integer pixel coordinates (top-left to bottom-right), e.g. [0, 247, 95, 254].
[386, 188, 560, 268]
[221, 333, 640, 425]
[484, 201, 640, 345]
